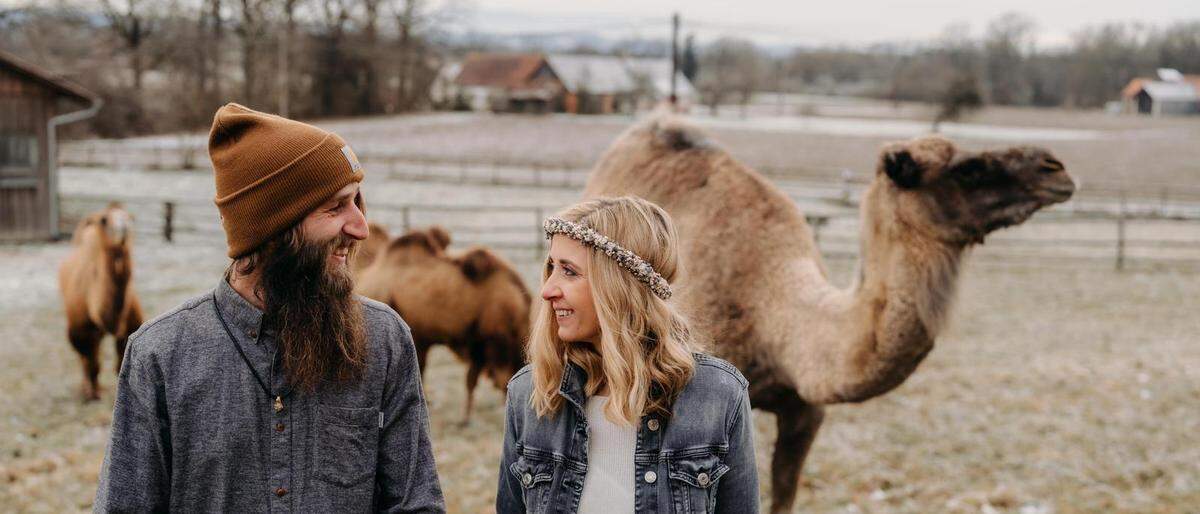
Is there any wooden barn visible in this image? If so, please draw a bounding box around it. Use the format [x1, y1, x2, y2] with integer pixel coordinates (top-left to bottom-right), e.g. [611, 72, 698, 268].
[0, 49, 100, 241]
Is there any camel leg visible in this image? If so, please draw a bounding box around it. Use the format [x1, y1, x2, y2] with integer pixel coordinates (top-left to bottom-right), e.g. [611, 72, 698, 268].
[415, 341, 432, 379]
[113, 302, 143, 375]
[769, 402, 825, 514]
[461, 360, 482, 426]
[68, 323, 104, 401]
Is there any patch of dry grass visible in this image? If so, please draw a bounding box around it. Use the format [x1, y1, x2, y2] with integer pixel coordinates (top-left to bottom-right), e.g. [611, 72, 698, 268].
[2, 242, 1196, 512]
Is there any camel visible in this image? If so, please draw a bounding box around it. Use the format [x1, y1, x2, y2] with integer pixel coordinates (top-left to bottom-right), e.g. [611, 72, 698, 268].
[355, 225, 530, 424]
[58, 203, 144, 401]
[352, 221, 394, 275]
[583, 115, 1075, 513]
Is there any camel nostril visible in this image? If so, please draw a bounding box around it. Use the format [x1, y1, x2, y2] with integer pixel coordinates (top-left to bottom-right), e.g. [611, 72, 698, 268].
[1039, 158, 1064, 173]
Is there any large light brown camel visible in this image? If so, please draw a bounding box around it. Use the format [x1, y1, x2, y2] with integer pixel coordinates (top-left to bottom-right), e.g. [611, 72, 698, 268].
[584, 115, 1075, 513]
[58, 203, 144, 401]
[355, 225, 530, 424]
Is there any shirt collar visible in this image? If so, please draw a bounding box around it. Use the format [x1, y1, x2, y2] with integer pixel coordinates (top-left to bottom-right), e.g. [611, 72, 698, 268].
[215, 278, 265, 340]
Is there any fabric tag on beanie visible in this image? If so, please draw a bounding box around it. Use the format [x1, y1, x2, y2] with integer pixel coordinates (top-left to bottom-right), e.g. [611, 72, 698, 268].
[341, 145, 363, 173]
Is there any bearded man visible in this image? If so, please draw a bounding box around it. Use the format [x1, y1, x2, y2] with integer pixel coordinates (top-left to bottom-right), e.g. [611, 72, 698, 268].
[94, 104, 445, 513]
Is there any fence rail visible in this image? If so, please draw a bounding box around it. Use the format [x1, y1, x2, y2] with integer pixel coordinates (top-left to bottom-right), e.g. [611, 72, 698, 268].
[60, 190, 1200, 272]
[59, 141, 1200, 211]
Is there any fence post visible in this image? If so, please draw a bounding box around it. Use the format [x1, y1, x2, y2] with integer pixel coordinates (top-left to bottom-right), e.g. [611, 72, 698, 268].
[1115, 194, 1126, 271]
[163, 201, 175, 243]
[535, 207, 546, 257]
[840, 169, 853, 205]
[401, 206, 411, 232]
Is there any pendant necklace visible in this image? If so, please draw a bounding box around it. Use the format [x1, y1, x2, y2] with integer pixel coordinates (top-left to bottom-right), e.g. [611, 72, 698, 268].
[213, 291, 290, 413]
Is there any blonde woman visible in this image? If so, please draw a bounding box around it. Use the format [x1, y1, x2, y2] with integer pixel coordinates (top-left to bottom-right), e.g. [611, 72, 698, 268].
[496, 197, 758, 514]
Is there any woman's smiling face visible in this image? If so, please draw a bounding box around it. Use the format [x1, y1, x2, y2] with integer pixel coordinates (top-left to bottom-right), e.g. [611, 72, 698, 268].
[540, 235, 600, 344]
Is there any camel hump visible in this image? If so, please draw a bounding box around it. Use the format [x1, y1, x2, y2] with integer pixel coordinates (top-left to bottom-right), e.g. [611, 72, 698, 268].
[427, 226, 451, 251]
[641, 113, 711, 152]
[367, 222, 390, 241]
[456, 247, 501, 282]
[388, 230, 442, 254]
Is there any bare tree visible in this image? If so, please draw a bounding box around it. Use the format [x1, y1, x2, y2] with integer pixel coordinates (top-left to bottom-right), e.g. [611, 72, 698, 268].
[698, 37, 762, 116]
[236, 0, 271, 106]
[984, 12, 1036, 105]
[276, 0, 304, 116]
[99, 0, 161, 91]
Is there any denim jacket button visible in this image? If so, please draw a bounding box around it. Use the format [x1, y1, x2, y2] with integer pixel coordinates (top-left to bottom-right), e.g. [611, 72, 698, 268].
[647, 419, 660, 431]
[644, 471, 657, 484]
[522, 473, 533, 486]
[697, 472, 710, 487]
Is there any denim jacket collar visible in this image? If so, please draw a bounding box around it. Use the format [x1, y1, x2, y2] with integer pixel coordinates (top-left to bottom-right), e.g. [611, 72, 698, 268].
[557, 361, 588, 413]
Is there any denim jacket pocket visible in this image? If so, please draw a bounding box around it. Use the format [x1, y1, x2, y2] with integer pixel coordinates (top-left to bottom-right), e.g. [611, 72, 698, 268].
[668, 451, 731, 514]
[508, 453, 556, 514]
[316, 404, 380, 488]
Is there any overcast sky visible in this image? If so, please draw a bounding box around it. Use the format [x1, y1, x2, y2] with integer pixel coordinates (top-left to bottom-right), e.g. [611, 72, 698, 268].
[453, 0, 1200, 48]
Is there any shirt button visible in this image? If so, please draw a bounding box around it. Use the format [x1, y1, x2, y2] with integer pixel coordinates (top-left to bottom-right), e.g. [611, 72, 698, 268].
[644, 471, 657, 484]
[697, 472, 710, 487]
[275, 423, 285, 432]
[275, 487, 288, 497]
[522, 473, 533, 486]
[647, 419, 660, 431]
[248, 330, 257, 339]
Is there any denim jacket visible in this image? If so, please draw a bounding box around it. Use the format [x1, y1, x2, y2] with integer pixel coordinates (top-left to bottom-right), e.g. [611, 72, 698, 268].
[496, 354, 758, 514]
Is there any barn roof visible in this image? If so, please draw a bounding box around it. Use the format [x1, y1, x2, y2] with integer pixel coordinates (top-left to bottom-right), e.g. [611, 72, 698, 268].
[622, 57, 696, 98]
[1137, 81, 1199, 102]
[455, 52, 552, 89]
[546, 54, 637, 95]
[0, 48, 97, 104]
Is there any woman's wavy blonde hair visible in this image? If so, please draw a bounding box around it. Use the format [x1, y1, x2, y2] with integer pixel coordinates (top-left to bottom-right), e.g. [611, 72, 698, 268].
[529, 196, 698, 425]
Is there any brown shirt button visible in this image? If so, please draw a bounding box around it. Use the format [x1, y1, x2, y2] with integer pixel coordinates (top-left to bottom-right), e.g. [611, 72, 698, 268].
[275, 487, 287, 497]
[275, 423, 285, 432]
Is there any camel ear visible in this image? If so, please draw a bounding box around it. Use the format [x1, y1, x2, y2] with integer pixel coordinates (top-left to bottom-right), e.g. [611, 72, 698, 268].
[883, 149, 923, 189]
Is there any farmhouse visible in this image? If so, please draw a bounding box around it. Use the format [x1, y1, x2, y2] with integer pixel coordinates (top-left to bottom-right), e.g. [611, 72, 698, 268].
[453, 52, 565, 113]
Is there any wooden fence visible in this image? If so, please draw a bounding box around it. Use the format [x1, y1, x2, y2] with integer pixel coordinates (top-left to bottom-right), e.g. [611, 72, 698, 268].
[59, 192, 1200, 272]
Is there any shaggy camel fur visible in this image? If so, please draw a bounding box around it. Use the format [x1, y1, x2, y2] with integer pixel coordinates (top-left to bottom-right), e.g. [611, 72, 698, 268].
[58, 203, 144, 401]
[584, 115, 1075, 513]
[355, 225, 530, 423]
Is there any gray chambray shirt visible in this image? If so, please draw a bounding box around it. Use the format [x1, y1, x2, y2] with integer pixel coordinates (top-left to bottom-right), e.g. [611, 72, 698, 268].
[94, 279, 446, 513]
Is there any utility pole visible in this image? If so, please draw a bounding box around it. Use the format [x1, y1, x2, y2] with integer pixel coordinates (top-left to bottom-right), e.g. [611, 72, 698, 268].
[670, 12, 680, 105]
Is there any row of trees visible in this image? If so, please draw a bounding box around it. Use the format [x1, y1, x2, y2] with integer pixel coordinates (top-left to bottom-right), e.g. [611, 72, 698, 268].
[3, 3, 1198, 136]
[2, 0, 449, 136]
[696, 14, 1200, 113]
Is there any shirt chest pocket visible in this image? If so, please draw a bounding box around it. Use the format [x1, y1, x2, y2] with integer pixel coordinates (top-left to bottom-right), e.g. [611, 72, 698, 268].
[508, 453, 557, 514]
[316, 405, 380, 488]
[668, 451, 730, 514]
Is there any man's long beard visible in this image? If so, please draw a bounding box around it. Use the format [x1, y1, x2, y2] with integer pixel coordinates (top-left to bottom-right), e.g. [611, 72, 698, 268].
[258, 234, 367, 393]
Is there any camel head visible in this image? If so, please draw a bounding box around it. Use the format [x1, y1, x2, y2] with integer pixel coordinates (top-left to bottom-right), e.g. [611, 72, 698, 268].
[91, 202, 133, 249]
[875, 136, 1075, 245]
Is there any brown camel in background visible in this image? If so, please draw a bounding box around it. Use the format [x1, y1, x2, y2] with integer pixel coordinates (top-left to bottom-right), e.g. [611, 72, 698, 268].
[355, 225, 530, 424]
[352, 221, 394, 275]
[57, 203, 144, 401]
[584, 115, 1075, 513]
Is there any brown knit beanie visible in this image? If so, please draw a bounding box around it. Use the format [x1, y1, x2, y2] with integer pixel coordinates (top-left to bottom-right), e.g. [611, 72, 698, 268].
[209, 103, 365, 258]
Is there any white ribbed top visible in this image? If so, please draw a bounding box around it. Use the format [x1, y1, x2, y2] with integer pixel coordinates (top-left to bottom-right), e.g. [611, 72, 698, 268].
[577, 396, 637, 514]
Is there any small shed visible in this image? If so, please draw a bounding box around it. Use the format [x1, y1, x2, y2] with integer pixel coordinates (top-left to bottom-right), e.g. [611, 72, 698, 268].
[1120, 68, 1200, 116]
[1, 49, 100, 241]
[454, 53, 564, 113]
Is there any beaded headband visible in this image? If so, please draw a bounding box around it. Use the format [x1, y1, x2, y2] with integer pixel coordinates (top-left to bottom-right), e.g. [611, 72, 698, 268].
[543, 217, 673, 300]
